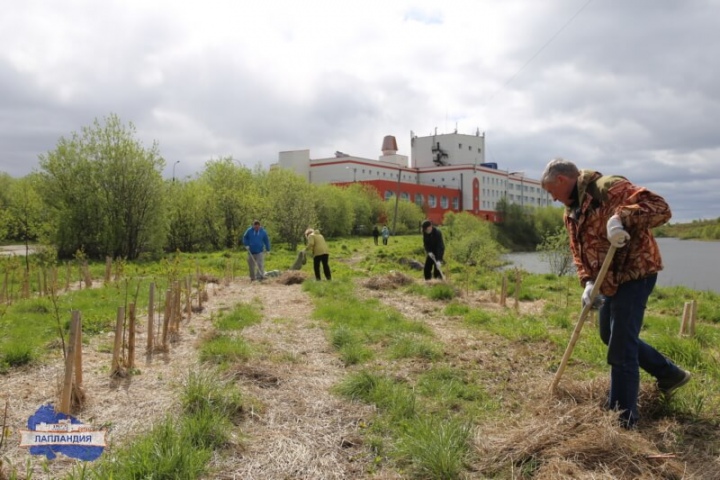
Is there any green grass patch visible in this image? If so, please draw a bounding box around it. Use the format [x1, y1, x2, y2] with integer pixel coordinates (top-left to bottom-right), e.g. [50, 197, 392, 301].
[214, 301, 262, 330]
[396, 415, 472, 480]
[388, 334, 443, 361]
[76, 369, 242, 480]
[199, 334, 252, 365]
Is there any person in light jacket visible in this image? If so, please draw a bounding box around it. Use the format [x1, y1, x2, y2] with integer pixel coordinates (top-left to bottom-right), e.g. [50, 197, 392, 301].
[305, 228, 331, 281]
[381, 225, 390, 245]
[242, 220, 271, 281]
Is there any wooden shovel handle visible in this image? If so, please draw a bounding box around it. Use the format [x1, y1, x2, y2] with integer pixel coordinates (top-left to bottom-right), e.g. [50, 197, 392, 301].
[550, 245, 617, 394]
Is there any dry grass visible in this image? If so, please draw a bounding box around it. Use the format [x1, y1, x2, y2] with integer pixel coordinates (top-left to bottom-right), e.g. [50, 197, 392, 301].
[363, 271, 415, 290]
[276, 270, 309, 285]
[474, 379, 687, 479]
[1, 271, 715, 479]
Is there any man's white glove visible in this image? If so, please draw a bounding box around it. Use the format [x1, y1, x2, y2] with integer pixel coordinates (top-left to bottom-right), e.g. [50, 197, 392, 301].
[428, 252, 436, 260]
[607, 214, 630, 248]
[582, 281, 594, 308]
[436, 261, 442, 267]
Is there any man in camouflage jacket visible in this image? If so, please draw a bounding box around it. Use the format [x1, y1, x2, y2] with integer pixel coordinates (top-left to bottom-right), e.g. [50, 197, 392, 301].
[541, 158, 691, 429]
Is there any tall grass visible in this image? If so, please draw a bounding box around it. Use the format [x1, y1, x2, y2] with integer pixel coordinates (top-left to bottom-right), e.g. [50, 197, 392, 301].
[67, 369, 242, 480]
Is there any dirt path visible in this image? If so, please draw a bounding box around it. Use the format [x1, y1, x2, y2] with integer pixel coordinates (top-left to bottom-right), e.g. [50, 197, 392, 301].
[0, 277, 379, 480]
[207, 280, 377, 479]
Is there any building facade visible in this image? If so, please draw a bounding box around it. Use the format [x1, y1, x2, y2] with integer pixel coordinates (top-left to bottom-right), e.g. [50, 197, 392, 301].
[275, 131, 550, 225]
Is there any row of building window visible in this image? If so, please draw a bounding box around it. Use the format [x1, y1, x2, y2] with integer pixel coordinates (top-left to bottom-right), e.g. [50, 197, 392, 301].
[384, 191, 459, 210]
[481, 196, 551, 210]
[352, 169, 465, 185]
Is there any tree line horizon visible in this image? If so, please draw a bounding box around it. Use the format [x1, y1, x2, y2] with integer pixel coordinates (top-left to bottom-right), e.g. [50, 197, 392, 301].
[1, 114, 717, 262]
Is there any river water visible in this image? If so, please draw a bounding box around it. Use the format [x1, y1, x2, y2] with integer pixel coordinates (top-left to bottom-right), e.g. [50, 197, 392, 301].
[502, 238, 720, 293]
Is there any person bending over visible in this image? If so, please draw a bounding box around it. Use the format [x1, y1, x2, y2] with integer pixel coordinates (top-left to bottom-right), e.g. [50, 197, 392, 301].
[541, 157, 690, 429]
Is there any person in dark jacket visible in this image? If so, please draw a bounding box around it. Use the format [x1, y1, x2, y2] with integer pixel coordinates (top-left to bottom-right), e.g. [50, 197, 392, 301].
[541, 157, 690, 429]
[372, 225, 379, 246]
[421, 220, 444, 280]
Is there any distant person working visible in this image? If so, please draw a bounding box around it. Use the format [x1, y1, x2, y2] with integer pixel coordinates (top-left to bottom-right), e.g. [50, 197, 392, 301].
[242, 220, 271, 281]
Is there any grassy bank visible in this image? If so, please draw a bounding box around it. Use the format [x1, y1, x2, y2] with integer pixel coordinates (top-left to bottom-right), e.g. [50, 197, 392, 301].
[1, 234, 719, 478]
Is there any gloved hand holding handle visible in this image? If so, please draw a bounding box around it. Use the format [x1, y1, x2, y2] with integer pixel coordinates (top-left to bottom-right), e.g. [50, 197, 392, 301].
[581, 281, 594, 307]
[607, 214, 630, 248]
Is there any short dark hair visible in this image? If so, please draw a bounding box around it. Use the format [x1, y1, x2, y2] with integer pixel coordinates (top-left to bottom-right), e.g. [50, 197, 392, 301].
[253, 220, 260, 226]
[422, 220, 432, 229]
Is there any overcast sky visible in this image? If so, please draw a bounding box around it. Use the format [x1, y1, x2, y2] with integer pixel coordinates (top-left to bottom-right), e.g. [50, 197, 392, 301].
[1, 0, 718, 223]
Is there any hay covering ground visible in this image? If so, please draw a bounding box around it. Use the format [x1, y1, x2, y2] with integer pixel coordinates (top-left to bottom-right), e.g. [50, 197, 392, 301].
[1, 263, 716, 479]
[474, 379, 687, 479]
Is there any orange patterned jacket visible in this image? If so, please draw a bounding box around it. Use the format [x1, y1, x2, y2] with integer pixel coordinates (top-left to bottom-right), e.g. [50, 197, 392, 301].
[565, 170, 671, 296]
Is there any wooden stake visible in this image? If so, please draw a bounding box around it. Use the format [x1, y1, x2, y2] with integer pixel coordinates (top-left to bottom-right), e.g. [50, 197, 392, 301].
[679, 302, 691, 336]
[500, 274, 507, 307]
[690, 299, 697, 336]
[111, 306, 125, 376]
[173, 281, 181, 331]
[82, 260, 93, 289]
[73, 311, 83, 387]
[128, 303, 136, 369]
[59, 314, 79, 414]
[185, 276, 192, 321]
[161, 289, 171, 348]
[104, 256, 112, 284]
[147, 282, 155, 353]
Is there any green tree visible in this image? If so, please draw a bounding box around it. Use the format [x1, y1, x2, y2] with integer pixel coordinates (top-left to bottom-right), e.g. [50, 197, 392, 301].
[344, 183, 386, 234]
[38, 114, 166, 259]
[533, 205, 564, 241]
[200, 158, 258, 250]
[494, 198, 541, 251]
[263, 168, 316, 249]
[444, 212, 504, 272]
[314, 184, 355, 237]
[385, 198, 425, 235]
[0, 173, 14, 241]
[166, 179, 214, 252]
[5, 175, 52, 268]
[538, 226, 574, 276]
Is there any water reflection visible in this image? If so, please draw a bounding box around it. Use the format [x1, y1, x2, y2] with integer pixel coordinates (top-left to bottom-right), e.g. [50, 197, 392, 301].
[502, 238, 720, 293]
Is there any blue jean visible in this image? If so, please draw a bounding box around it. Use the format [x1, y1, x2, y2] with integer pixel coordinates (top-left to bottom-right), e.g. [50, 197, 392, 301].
[247, 252, 265, 280]
[598, 274, 680, 427]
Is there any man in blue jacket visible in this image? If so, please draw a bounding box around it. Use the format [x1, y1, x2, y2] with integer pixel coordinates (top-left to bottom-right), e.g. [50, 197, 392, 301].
[242, 220, 271, 281]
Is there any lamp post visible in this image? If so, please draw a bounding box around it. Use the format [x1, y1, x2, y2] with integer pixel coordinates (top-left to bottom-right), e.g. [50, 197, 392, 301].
[392, 168, 401, 235]
[172, 160, 180, 182]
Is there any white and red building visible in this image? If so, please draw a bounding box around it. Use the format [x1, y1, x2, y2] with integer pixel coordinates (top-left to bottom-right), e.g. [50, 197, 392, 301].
[275, 130, 550, 225]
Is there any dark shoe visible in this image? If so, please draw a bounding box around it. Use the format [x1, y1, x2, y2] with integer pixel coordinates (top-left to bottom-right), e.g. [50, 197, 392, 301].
[658, 369, 691, 396]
